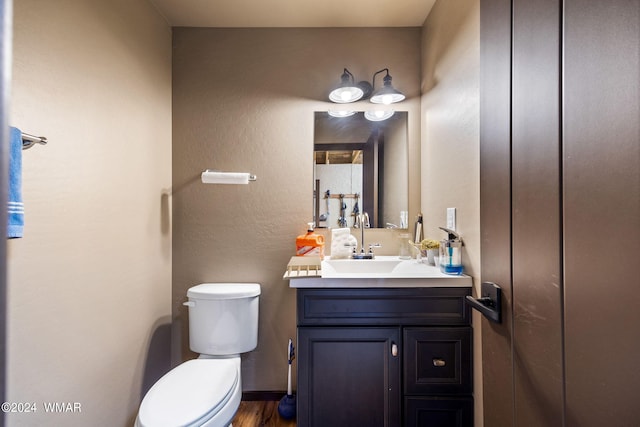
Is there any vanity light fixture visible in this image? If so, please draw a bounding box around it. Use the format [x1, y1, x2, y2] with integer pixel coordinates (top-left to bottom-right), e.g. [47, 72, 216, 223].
[328, 68, 405, 105]
[364, 110, 395, 121]
[370, 68, 405, 104]
[328, 68, 367, 103]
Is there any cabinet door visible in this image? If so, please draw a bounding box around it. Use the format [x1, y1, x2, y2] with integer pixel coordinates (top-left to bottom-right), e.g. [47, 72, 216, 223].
[297, 327, 401, 427]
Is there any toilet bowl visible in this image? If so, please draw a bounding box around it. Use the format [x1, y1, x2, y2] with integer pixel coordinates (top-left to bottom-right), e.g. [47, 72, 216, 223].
[135, 357, 241, 427]
[135, 283, 260, 427]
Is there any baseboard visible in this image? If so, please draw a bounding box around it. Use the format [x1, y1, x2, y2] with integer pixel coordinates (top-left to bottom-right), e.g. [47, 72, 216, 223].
[242, 390, 288, 401]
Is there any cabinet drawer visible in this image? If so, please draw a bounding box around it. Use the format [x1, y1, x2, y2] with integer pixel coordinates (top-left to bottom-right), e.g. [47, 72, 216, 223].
[404, 327, 472, 395]
[404, 396, 473, 427]
[297, 288, 471, 326]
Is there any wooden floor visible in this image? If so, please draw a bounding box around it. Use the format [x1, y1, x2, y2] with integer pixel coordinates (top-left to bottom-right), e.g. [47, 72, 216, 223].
[231, 400, 297, 427]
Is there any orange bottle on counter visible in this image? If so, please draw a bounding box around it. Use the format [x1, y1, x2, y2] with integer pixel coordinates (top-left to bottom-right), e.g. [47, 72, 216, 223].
[296, 223, 325, 258]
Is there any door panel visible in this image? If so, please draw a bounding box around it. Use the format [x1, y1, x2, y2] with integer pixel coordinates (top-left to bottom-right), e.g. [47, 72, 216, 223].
[511, 0, 564, 425]
[479, 0, 515, 425]
[563, 1, 640, 425]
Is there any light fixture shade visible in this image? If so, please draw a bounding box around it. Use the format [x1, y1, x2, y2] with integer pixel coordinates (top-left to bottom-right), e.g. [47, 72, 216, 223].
[328, 110, 356, 118]
[329, 86, 364, 103]
[370, 87, 406, 104]
[364, 110, 395, 121]
[329, 68, 364, 103]
[370, 71, 405, 104]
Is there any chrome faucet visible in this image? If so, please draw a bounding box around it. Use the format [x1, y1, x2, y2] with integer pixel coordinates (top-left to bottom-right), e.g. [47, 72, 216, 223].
[352, 213, 380, 259]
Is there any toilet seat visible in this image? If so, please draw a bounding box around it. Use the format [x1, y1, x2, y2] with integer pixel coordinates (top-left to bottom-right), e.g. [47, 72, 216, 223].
[137, 358, 239, 427]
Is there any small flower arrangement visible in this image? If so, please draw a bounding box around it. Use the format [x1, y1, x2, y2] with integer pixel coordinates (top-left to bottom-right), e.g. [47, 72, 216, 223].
[419, 239, 440, 250]
[409, 239, 440, 265]
[410, 239, 440, 257]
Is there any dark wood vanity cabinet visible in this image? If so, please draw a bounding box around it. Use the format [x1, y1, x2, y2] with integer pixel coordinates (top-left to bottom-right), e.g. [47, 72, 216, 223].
[296, 287, 473, 427]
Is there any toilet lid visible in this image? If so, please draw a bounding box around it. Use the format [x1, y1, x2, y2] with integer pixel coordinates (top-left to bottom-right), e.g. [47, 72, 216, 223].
[138, 358, 239, 427]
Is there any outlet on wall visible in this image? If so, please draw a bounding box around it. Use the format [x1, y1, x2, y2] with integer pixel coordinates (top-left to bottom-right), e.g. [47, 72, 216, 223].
[446, 207, 456, 231]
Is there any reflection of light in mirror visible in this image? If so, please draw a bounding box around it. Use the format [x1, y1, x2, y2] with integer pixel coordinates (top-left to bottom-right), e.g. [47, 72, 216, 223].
[329, 87, 364, 103]
[364, 110, 395, 121]
[328, 110, 356, 118]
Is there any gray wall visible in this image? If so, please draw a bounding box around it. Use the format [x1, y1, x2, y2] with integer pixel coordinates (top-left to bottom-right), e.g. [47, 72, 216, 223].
[172, 27, 422, 390]
[8, 1, 172, 425]
[421, 0, 482, 423]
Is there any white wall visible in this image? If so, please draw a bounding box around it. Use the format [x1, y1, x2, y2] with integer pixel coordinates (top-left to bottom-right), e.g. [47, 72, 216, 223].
[8, 1, 172, 425]
[315, 163, 362, 229]
[421, 0, 482, 423]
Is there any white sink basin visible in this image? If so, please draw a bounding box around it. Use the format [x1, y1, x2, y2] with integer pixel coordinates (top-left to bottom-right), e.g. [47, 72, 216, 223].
[317, 256, 465, 280]
[322, 258, 403, 275]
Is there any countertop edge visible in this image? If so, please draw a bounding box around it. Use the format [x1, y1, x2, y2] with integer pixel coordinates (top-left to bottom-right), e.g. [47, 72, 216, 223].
[288, 276, 472, 288]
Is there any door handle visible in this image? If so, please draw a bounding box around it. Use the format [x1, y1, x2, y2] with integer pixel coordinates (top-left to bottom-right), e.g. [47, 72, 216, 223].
[465, 281, 502, 323]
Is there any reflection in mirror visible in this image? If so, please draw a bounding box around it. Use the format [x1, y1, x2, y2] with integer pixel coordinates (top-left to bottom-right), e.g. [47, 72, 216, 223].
[314, 111, 408, 229]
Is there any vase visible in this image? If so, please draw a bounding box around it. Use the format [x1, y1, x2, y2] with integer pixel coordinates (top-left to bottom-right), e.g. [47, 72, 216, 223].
[427, 249, 438, 266]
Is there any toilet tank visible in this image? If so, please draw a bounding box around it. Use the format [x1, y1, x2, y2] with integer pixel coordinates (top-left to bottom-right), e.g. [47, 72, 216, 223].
[185, 283, 260, 355]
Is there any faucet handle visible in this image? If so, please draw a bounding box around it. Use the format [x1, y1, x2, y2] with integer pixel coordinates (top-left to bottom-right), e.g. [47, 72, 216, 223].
[368, 243, 382, 255]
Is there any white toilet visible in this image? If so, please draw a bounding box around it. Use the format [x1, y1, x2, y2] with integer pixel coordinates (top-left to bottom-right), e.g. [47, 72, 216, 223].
[136, 283, 261, 427]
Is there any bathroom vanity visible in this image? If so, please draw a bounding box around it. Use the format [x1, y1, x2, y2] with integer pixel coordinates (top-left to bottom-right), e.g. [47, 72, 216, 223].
[286, 257, 473, 427]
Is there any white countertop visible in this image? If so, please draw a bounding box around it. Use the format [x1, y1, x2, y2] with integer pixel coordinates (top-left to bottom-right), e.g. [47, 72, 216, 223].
[285, 256, 472, 288]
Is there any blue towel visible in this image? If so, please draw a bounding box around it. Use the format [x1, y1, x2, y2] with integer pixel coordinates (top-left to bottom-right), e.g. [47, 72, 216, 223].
[8, 126, 24, 238]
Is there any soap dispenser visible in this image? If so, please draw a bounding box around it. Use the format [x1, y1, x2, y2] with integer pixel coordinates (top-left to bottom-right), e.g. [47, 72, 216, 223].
[438, 227, 463, 275]
[296, 222, 325, 258]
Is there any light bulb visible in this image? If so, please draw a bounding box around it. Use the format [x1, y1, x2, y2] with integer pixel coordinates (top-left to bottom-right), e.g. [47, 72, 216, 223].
[329, 86, 364, 103]
[364, 110, 394, 121]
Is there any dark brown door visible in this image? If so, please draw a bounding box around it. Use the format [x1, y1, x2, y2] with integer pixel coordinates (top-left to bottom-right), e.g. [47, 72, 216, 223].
[480, 0, 640, 426]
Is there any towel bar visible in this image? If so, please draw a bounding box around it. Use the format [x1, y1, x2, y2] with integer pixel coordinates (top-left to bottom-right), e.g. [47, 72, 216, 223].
[22, 133, 47, 150]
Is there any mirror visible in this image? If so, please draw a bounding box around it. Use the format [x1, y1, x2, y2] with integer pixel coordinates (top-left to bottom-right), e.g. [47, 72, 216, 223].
[313, 111, 408, 229]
